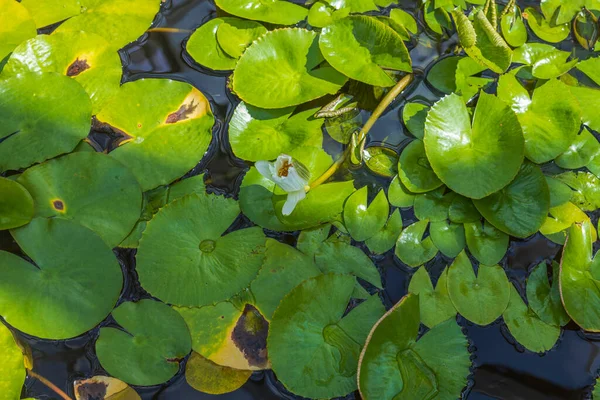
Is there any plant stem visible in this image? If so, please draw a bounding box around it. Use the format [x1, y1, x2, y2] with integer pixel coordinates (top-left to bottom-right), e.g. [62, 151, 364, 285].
[28, 370, 73, 400]
[309, 74, 414, 190]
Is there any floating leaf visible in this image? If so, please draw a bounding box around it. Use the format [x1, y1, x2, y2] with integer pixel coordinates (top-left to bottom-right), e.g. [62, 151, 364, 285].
[555, 171, 600, 211]
[217, 19, 267, 59]
[74, 376, 141, 400]
[398, 140, 443, 193]
[388, 175, 416, 208]
[527, 262, 570, 327]
[95, 78, 214, 191]
[96, 300, 192, 386]
[4, 31, 122, 113]
[0, 177, 33, 230]
[540, 0, 595, 26]
[449, 194, 481, 223]
[321, 0, 378, 14]
[577, 57, 600, 86]
[426, 56, 462, 94]
[502, 284, 560, 353]
[513, 43, 578, 79]
[229, 102, 322, 162]
[501, 5, 528, 47]
[408, 267, 456, 328]
[0, 218, 123, 339]
[307, 1, 350, 28]
[447, 251, 510, 325]
[344, 187, 388, 242]
[214, 0, 308, 25]
[137, 193, 265, 307]
[269, 274, 385, 398]
[19, 0, 94, 28]
[366, 210, 403, 254]
[0, 322, 26, 399]
[424, 0, 452, 35]
[573, 9, 599, 50]
[402, 102, 429, 140]
[524, 7, 570, 43]
[540, 202, 596, 244]
[414, 187, 453, 222]
[0, 0, 36, 64]
[430, 220, 466, 258]
[464, 221, 509, 265]
[233, 28, 347, 109]
[185, 352, 251, 395]
[0, 72, 92, 172]
[546, 176, 573, 208]
[395, 220, 439, 268]
[18, 152, 142, 248]
[186, 18, 238, 71]
[424, 93, 524, 199]
[555, 128, 600, 170]
[364, 147, 398, 178]
[390, 8, 418, 34]
[319, 16, 412, 87]
[297, 224, 331, 257]
[427, 56, 491, 100]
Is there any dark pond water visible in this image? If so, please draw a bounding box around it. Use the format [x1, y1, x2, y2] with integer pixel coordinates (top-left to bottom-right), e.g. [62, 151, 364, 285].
[2, 0, 600, 398]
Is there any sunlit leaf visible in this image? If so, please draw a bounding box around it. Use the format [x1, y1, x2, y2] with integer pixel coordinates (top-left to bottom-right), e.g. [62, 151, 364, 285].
[344, 187, 389, 242]
[366, 210, 403, 254]
[185, 352, 251, 395]
[408, 267, 457, 327]
[398, 140, 443, 193]
[395, 220, 439, 267]
[214, 0, 308, 25]
[464, 220, 509, 265]
[0, 322, 26, 399]
[0, 0, 36, 64]
[0, 177, 33, 230]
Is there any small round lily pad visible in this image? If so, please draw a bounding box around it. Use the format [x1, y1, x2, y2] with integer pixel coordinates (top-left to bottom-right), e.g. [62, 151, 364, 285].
[429, 220, 466, 258]
[185, 352, 251, 395]
[464, 221, 509, 265]
[187, 18, 238, 71]
[217, 19, 267, 59]
[524, 7, 570, 43]
[0, 177, 34, 230]
[366, 210, 403, 254]
[408, 267, 456, 328]
[388, 175, 416, 207]
[214, 0, 308, 25]
[343, 187, 389, 242]
[402, 102, 430, 140]
[96, 300, 192, 386]
[398, 140, 443, 193]
[395, 220, 439, 268]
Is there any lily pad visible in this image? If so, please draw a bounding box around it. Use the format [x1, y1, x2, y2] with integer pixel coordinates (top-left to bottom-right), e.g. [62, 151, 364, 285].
[430, 220, 466, 258]
[4, 31, 122, 113]
[214, 0, 308, 25]
[524, 7, 570, 43]
[501, 5, 528, 47]
[364, 147, 398, 178]
[0, 72, 92, 172]
[527, 262, 570, 327]
[449, 195, 481, 223]
[546, 176, 573, 208]
[96, 300, 192, 386]
[95, 78, 214, 191]
[0, 217, 123, 339]
[17, 152, 142, 248]
[0, 322, 26, 399]
[308, 1, 350, 28]
[0, 0, 36, 64]
[398, 140, 443, 193]
[513, 43, 578, 79]
[319, 16, 412, 87]
[0, 177, 34, 230]
[217, 19, 267, 59]
[233, 28, 347, 109]
[568, 85, 600, 132]
[186, 18, 238, 71]
[503, 284, 560, 353]
[395, 220, 439, 268]
[540, 0, 596, 26]
[577, 57, 600, 86]
[344, 187, 388, 242]
[268, 274, 385, 398]
[559, 221, 600, 331]
[388, 175, 416, 208]
[366, 209, 403, 254]
[137, 193, 266, 307]
[556, 171, 600, 211]
[555, 128, 600, 170]
[473, 162, 550, 238]
[447, 251, 511, 325]
[229, 102, 323, 162]
[185, 352, 251, 395]
[464, 221, 509, 265]
[540, 202, 596, 244]
[74, 376, 141, 400]
[402, 102, 430, 140]
[414, 187, 454, 222]
[408, 267, 457, 328]
[390, 9, 419, 34]
[424, 93, 524, 199]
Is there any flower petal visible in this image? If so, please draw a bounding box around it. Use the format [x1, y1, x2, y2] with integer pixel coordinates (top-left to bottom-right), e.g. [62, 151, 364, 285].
[255, 160, 275, 181]
[282, 190, 306, 216]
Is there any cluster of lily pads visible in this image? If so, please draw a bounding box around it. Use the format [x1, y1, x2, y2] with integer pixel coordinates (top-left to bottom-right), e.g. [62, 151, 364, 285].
[1, 0, 600, 399]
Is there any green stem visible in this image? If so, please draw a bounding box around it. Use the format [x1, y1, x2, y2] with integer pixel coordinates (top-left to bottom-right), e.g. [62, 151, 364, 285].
[309, 74, 414, 190]
[28, 370, 73, 400]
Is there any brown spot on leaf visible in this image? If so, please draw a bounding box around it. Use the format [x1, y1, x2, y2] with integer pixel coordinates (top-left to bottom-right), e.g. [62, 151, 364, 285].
[166, 101, 199, 124]
[76, 381, 108, 400]
[91, 117, 134, 150]
[67, 58, 91, 77]
[53, 200, 64, 211]
[231, 304, 269, 368]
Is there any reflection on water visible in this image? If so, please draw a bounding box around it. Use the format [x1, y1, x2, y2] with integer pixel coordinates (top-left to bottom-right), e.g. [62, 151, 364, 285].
[2, 0, 599, 398]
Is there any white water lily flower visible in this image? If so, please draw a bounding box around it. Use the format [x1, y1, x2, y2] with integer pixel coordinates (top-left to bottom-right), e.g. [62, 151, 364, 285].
[255, 154, 310, 216]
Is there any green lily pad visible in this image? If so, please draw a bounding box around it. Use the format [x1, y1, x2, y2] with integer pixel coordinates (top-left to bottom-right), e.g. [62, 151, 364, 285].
[555, 128, 600, 170]
[447, 251, 510, 325]
[513, 43, 578, 79]
[96, 300, 192, 386]
[524, 7, 570, 43]
[319, 16, 412, 87]
[214, 0, 308, 25]
[559, 221, 600, 331]
[414, 187, 454, 222]
[233, 28, 347, 109]
[540, 202, 596, 244]
[541, 0, 597, 26]
[95, 78, 214, 191]
[556, 171, 600, 211]
[546, 176, 573, 208]
[217, 19, 267, 59]
[390, 8, 418, 34]
[364, 147, 398, 178]
[297, 224, 331, 257]
[449, 195, 481, 223]
[0, 217, 123, 339]
[569, 85, 600, 132]
[229, 102, 322, 162]
[402, 102, 430, 140]
[398, 140, 443, 193]
[307, 1, 350, 28]
[0, 72, 92, 172]
[74, 376, 141, 400]
[424, 93, 524, 199]
[4, 31, 122, 113]
[344, 187, 388, 242]
[388, 175, 416, 207]
[185, 352, 251, 395]
[577, 57, 600, 86]
[424, 0, 452, 35]
[473, 162, 550, 238]
[395, 220, 439, 268]
[464, 221, 509, 265]
[527, 261, 570, 327]
[366, 209, 403, 254]
[426, 56, 491, 100]
[186, 18, 238, 71]
[0, 177, 34, 230]
[269, 274, 385, 398]
[0, 0, 36, 64]
[18, 0, 96, 28]
[408, 267, 457, 328]
[502, 284, 560, 353]
[426, 56, 462, 94]
[430, 220, 466, 258]
[501, 5, 528, 47]
[137, 193, 266, 307]
[0, 322, 26, 399]
[17, 152, 142, 248]
[321, 0, 377, 14]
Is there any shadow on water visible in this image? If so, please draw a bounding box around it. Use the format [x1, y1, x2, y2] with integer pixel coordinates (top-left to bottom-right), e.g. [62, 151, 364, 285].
[1, 0, 599, 398]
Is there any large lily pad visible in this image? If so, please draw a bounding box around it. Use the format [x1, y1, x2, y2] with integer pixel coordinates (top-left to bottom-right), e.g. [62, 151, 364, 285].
[137, 193, 266, 307]
[398, 140, 443, 193]
[268, 274, 385, 398]
[513, 44, 578, 79]
[232, 28, 347, 109]
[95, 78, 214, 191]
[229, 102, 323, 162]
[526, 262, 570, 327]
[497, 76, 581, 163]
[214, 0, 308, 25]
[0, 0, 36, 64]
[0, 177, 34, 230]
[0, 218, 123, 339]
[424, 93, 524, 199]
[0, 72, 92, 172]
[4, 31, 122, 113]
[96, 300, 192, 386]
[473, 162, 550, 238]
[343, 187, 388, 242]
[0, 323, 26, 399]
[408, 267, 456, 328]
[18, 152, 142, 248]
[319, 16, 412, 87]
[559, 221, 600, 331]
[185, 352, 251, 395]
[464, 221, 509, 265]
[395, 220, 439, 268]
[447, 251, 510, 325]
